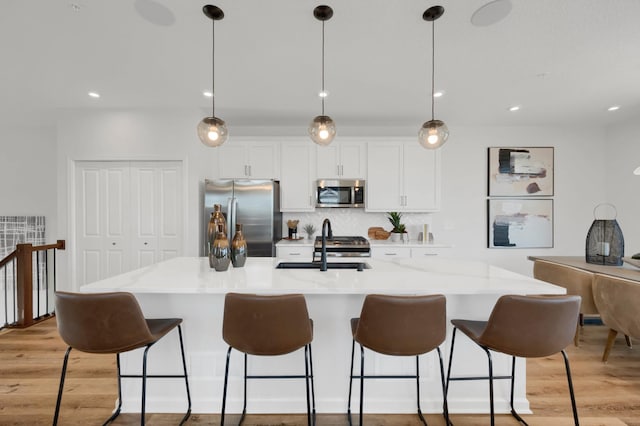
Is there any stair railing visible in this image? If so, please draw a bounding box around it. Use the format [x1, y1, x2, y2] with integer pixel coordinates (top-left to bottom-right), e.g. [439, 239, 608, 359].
[0, 240, 65, 329]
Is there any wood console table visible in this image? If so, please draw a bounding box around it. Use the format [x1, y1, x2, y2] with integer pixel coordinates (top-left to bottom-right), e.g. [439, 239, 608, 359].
[528, 256, 640, 283]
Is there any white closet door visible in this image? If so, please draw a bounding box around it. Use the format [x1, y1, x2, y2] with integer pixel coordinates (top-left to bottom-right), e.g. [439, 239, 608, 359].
[130, 161, 182, 269]
[75, 162, 130, 286]
[75, 160, 182, 287]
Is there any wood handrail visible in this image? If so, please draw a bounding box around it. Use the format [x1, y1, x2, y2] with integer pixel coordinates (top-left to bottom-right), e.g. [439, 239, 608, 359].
[0, 250, 17, 269]
[1, 240, 66, 328]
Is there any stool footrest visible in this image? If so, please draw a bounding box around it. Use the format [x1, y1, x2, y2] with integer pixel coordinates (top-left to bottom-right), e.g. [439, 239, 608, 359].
[448, 375, 511, 381]
[246, 374, 309, 379]
[351, 374, 419, 379]
[120, 374, 187, 379]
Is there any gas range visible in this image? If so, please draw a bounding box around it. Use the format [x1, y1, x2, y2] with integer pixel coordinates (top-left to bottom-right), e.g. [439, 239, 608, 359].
[313, 236, 371, 259]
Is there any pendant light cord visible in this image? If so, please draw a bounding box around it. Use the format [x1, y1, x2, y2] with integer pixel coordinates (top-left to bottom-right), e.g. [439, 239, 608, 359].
[212, 19, 216, 116]
[431, 19, 435, 121]
[321, 19, 326, 116]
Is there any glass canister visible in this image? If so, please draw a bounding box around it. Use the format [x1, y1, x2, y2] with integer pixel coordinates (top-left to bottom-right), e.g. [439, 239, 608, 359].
[210, 224, 231, 271]
[231, 223, 248, 267]
[207, 204, 227, 256]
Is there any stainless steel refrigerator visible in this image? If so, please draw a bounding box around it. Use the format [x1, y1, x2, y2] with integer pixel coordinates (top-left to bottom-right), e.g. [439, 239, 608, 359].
[203, 179, 282, 257]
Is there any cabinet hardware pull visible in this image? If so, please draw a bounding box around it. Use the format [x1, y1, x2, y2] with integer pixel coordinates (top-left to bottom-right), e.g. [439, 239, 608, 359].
[386, 253, 397, 256]
[290, 253, 301, 256]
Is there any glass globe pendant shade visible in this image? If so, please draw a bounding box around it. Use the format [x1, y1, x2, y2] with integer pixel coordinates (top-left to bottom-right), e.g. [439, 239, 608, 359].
[418, 119, 449, 149]
[198, 116, 228, 147]
[308, 115, 336, 146]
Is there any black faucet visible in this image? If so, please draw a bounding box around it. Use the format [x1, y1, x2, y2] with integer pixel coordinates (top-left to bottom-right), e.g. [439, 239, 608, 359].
[320, 218, 333, 271]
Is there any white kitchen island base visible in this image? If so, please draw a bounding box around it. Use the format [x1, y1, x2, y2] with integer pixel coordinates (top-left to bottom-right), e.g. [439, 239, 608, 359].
[82, 257, 564, 415]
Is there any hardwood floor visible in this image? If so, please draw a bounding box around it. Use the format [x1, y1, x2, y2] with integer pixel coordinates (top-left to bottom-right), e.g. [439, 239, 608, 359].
[1, 318, 639, 425]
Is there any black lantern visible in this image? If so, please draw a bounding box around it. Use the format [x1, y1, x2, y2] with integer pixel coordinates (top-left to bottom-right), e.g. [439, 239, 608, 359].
[585, 204, 624, 266]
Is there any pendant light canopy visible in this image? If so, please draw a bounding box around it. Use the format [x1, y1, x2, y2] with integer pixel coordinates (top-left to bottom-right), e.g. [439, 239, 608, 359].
[309, 5, 336, 146]
[198, 5, 228, 147]
[418, 5, 449, 150]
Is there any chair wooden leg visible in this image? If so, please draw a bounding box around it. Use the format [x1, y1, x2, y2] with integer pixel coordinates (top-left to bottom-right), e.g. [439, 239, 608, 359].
[602, 328, 618, 362]
[573, 322, 580, 347]
[625, 334, 632, 348]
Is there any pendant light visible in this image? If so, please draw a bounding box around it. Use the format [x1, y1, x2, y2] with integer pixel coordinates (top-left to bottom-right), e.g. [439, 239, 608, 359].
[309, 5, 336, 146]
[197, 5, 228, 147]
[418, 5, 449, 149]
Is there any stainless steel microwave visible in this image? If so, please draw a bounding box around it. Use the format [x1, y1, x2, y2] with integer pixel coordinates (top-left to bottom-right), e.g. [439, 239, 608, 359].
[316, 179, 365, 208]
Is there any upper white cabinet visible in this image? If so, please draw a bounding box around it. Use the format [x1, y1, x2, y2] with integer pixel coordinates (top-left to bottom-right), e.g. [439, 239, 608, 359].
[218, 141, 279, 179]
[280, 141, 316, 212]
[366, 141, 441, 212]
[316, 141, 366, 179]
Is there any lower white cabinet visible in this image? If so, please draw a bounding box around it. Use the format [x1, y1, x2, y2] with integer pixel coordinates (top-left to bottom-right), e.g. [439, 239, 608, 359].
[371, 245, 450, 259]
[276, 245, 314, 260]
[370, 246, 411, 259]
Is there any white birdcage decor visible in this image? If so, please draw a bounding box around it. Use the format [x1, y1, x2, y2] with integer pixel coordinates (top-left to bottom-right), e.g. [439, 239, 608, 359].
[585, 203, 624, 266]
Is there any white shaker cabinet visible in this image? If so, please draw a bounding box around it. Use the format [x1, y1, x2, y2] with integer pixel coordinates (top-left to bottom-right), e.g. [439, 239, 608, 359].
[218, 141, 279, 179]
[366, 140, 441, 212]
[280, 141, 316, 212]
[316, 141, 366, 179]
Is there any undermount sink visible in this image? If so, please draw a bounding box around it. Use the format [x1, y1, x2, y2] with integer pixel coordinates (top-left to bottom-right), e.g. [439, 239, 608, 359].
[275, 262, 371, 271]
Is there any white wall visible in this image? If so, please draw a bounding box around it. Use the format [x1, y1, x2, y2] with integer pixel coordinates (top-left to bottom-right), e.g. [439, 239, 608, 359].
[51, 110, 621, 285]
[604, 122, 640, 256]
[0, 125, 57, 240]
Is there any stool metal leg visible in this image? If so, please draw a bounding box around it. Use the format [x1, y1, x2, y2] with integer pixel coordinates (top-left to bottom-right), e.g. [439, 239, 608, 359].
[359, 344, 365, 426]
[508, 356, 528, 425]
[140, 344, 153, 426]
[436, 347, 452, 426]
[176, 325, 192, 425]
[304, 345, 312, 426]
[239, 353, 248, 425]
[483, 347, 495, 426]
[308, 343, 316, 425]
[220, 346, 232, 426]
[561, 350, 580, 426]
[347, 339, 356, 425]
[52, 347, 72, 426]
[103, 354, 123, 425]
[415, 355, 427, 426]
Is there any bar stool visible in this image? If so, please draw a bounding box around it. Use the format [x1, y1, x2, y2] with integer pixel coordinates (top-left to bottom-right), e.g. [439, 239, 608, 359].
[221, 292, 315, 426]
[446, 294, 581, 426]
[53, 291, 191, 426]
[347, 294, 450, 426]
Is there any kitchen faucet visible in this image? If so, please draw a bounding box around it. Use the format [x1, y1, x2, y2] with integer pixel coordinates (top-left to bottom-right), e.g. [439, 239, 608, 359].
[320, 218, 333, 271]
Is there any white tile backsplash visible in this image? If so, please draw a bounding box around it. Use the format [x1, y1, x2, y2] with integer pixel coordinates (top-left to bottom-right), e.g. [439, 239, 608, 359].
[282, 209, 433, 242]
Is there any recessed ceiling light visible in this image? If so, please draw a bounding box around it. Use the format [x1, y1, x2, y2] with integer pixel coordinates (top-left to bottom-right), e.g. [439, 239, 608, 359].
[203, 91, 213, 97]
[509, 105, 520, 112]
[607, 105, 620, 111]
[88, 92, 100, 98]
[318, 91, 328, 98]
[634, 166, 640, 175]
[69, 3, 81, 12]
[433, 91, 444, 98]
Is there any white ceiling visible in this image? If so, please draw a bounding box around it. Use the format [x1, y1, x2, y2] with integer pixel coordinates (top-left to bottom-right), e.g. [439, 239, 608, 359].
[1, 0, 639, 129]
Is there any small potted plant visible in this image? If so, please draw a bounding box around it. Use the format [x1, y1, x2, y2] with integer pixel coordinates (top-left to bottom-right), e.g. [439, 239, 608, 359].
[303, 223, 317, 240]
[387, 212, 406, 242]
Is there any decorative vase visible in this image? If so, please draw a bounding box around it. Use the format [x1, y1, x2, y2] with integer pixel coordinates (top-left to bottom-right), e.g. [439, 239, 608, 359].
[231, 223, 247, 267]
[210, 224, 230, 271]
[390, 232, 402, 242]
[207, 204, 226, 256]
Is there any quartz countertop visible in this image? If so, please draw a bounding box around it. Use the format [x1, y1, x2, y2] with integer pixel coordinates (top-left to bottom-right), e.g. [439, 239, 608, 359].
[82, 256, 563, 296]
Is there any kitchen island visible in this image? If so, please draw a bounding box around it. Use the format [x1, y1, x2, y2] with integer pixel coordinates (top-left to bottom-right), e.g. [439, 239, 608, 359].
[82, 257, 564, 416]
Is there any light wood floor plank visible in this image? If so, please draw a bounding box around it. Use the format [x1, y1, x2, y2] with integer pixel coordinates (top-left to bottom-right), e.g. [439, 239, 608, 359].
[1, 318, 639, 425]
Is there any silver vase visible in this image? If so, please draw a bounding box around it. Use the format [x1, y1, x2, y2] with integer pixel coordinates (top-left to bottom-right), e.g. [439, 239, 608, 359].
[231, 224, 247, 267]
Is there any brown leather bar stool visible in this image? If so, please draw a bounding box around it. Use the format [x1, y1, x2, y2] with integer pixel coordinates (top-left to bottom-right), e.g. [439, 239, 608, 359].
[221, 292, 315, 426]
[446, 294, 581, 426]
[53, 291, 191, 426]
[347, 294, 450, 426]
